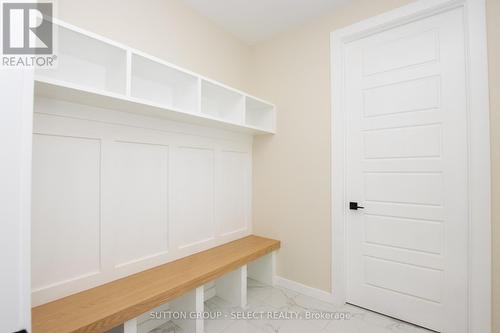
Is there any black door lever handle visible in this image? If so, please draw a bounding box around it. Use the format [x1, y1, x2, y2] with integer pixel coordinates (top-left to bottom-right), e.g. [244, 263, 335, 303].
[349, 202, 364, 210]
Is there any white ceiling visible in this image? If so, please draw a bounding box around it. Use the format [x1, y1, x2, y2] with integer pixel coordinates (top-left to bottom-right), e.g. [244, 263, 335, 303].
[181, 0, 351, 45]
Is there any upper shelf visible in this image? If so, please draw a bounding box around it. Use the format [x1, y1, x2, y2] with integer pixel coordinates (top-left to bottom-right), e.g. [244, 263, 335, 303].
[35, 20, 276, 135]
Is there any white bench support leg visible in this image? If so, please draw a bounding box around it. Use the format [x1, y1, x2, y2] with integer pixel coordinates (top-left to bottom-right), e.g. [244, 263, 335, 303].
[216, 265, 247, 308]
[123, 318, 137, 333]
[195, 286, 204, 333]
[248, 252, 276, 286]
[170, 287, 204, 333]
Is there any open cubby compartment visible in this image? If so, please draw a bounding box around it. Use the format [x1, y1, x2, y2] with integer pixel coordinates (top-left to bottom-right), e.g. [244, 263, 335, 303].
[206, 266, 248, 309]
[202, 257, 275, 332]
[36, 24, 127, 94]
[203, 267, 247, 333]
[247, 252, 275, 286]
[131, 54, 200, 114]
[113, 287, 204, 333]
[201, 80, 245, 123]
[245, 96, 276, 132]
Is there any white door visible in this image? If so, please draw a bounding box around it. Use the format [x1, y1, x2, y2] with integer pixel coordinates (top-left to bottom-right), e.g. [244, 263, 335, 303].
[345, 8, 468, 333]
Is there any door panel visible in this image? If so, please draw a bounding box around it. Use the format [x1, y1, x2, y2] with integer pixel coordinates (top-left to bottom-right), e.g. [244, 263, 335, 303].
[363, 124, 442, 159]
[364, 172, 443, 205]
[363, 76, 441, 117]
[345, 8, 468, 332]
[364, 214, 443, 254]
[363, 30, 439, 75]
[364, 256, 443, 303]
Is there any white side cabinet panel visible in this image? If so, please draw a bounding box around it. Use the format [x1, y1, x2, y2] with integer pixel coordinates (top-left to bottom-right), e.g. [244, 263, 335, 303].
[31, 97, 253, 306]
[0, 69, 33, 333]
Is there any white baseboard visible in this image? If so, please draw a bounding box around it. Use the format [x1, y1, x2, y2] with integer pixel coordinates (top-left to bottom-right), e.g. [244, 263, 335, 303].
[274, 276, 342, 305]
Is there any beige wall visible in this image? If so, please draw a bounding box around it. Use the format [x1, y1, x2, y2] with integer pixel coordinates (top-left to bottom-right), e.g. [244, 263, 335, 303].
[250, 0, 499, 330]
[487, 0, 499, 331]
[249, 0, 416, 293]
[56, 0, 251, 91]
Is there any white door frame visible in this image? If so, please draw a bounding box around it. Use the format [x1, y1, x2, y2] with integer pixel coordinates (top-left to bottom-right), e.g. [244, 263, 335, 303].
[330, 0, 491, 332]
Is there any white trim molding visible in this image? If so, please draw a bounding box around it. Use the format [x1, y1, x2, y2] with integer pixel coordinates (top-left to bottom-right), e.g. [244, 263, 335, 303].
[330, 1, 491, 332]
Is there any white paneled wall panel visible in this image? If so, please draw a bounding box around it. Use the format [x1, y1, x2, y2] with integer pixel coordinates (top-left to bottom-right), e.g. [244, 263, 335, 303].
[31, 97, 252, 306]
[108, 141, 169, 268]
[173, 147, 215, 250]
[217, 151, 249, 236]
[31, 134, 101, 291]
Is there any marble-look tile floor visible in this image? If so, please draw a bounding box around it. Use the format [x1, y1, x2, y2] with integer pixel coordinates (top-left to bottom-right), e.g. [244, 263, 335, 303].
[150, 278, 433, 333]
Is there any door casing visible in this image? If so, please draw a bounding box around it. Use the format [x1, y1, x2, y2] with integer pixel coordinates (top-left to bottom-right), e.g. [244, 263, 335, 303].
[330, 0, 491, 332]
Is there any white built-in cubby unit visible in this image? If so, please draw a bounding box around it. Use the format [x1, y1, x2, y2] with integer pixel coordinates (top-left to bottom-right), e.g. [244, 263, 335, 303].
[35, 20, 276, 134]
[30, 17, 277, 333]
[31, 18, 274, 311]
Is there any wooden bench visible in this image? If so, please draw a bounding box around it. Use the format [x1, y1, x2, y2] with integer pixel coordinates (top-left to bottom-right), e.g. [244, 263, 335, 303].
[32, 235, 280, 333]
